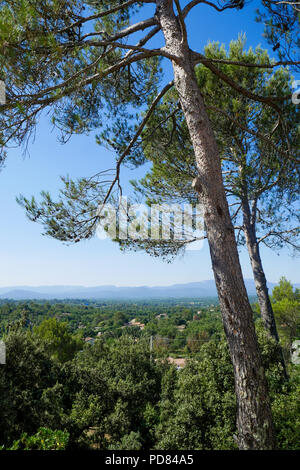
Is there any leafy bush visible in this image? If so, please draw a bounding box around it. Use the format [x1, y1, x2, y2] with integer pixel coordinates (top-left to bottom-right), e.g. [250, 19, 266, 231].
[3, 428, 69, 450]
[272, 366, 300, 450]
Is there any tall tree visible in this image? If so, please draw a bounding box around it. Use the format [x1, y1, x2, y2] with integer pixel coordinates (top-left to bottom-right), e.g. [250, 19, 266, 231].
[116, 39, 299, 377]
[2, 0, 296, 449]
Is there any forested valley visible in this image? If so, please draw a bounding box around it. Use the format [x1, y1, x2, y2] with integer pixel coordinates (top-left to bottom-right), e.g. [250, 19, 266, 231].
[0, 278, 299, 450]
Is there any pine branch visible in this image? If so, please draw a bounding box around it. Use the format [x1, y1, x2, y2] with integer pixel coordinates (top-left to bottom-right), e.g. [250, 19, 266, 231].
[99, 81, 174, 211]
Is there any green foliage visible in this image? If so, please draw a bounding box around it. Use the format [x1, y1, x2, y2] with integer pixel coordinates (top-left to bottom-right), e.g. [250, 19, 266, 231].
[108, 431, 143, 451]
[272, 366, 300, 450]
[273, 299, 300, 348]
[3, 427, 69, 451]
[271, 278, 300, 358]
[33, 317, 82, 362]
[1, 0, 160, 156]
[11, 33, 298, 254]
[255, 321, 287, 396]
[67, 335, 163, 449]
[156, 338, 237, 450]
[272, 276, 298, 302]
[0, 296, 299, 450]
[0, 329, 62, 445]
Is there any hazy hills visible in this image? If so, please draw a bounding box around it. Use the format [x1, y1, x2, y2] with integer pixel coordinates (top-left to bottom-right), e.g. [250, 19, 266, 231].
[0, 279, 297, 300]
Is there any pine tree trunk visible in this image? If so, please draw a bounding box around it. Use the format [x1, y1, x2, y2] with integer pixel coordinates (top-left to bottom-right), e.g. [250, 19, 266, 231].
[156, 0, 276, 449]
[241, 199, 288, 379]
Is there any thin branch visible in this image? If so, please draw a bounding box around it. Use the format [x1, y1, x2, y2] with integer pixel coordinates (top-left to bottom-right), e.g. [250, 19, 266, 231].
[2, 49, 176, 111]
[80, 17, 157, 43]
[231, 203, 242, 221]
[23, 17, 158, 55]
[258, 227, 300, 249]
[250, 198, 258, 227]
[174, 0, 187, 43]
[98, 81, 174, 212]
[199, 57, 300, 69]
[124, 25, 161, 59]
[57, 0, 153, 34]
[182, 0, 240, 17]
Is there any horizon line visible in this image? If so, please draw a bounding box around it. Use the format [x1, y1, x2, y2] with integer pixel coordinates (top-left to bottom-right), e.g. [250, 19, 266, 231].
[0, 277, 298, 290]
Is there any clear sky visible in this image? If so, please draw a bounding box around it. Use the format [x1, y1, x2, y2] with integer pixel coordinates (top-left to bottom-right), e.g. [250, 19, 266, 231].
[0, 1, 299, 287]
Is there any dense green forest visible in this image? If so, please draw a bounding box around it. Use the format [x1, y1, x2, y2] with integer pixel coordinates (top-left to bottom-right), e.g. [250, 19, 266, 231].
[0, 278, 299, 450]
[0, 297, 222, 350]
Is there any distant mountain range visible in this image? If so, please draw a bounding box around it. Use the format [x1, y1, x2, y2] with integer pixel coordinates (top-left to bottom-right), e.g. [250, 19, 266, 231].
[0, 280, 298, 300]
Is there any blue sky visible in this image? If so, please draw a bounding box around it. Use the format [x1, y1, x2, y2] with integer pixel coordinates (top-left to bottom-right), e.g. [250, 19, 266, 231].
[0, 1, 299, 287]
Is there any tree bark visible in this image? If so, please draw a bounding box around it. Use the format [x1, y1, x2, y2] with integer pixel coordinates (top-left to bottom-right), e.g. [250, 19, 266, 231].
[156, 0, 276, 449]
[241, 198, 288, 379]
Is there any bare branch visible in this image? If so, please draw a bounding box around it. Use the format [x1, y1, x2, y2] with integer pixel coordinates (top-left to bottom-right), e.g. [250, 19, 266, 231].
[182, 0, 240, 17]
[174, 0, 187, 43]
[258, 227, 300, 250]
[80, 16, 158, 43]
[57, 0, 154, 34]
